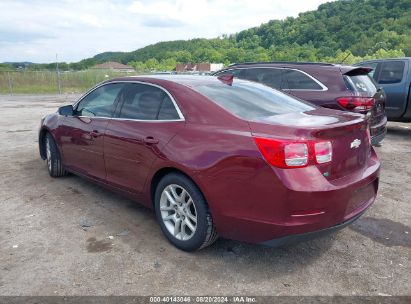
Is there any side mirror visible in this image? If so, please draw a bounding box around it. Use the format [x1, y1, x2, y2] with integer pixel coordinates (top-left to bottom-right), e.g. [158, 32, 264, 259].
[58, 105, 74, 116]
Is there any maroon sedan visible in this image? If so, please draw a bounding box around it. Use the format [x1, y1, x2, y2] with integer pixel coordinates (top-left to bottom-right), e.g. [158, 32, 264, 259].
[39, 75, 380, 251]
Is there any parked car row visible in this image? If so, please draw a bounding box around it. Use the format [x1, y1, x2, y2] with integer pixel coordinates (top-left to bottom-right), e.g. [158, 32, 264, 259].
[212, 61, 388, 145]
[39, 71, 381, 251]
[355, 57, 411, 122]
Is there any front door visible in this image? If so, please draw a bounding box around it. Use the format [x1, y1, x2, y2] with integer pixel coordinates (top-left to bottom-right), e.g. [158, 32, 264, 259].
[375, 60, 408, 119]
[59, 83, 125, 181]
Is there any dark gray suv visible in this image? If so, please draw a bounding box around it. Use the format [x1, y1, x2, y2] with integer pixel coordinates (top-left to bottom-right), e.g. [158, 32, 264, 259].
[213, 62, 387, 145]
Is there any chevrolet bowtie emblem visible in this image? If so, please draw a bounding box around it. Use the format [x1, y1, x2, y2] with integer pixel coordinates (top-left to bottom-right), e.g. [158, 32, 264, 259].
[350, 139, 361, 149]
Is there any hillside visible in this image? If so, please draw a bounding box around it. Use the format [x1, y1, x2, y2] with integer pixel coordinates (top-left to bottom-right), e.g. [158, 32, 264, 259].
[27, 0, 411, 71]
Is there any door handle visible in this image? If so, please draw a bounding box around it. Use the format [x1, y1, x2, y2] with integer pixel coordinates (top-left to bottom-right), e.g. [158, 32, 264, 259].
[90, 130, 101, 138]
[143, 136, 159, 145]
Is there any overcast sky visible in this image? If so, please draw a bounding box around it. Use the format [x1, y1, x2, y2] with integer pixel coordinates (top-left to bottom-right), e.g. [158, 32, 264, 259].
[0, 0, 332, 63]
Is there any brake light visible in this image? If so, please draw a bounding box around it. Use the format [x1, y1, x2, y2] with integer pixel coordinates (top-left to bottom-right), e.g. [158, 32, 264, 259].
[254, 137, 332, 168]
[336, 97, 375, 112]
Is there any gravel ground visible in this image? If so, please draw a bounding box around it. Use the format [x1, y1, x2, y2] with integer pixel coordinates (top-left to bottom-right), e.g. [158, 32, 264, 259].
[0, 94, 410, 296]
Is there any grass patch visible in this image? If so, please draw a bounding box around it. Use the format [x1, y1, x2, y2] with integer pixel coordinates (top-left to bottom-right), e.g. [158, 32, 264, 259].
[0, 70, 139, 95]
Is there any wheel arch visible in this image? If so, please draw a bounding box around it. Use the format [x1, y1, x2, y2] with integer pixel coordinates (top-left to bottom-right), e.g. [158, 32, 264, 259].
[149, 167, 209, 210]
[38, 127, 50, 160]
[150, 166, 219, 250]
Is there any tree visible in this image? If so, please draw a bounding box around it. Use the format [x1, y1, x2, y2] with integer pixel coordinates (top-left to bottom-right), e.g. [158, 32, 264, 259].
[23, 0, 411, 70]
[145, 58, 159, 71]
[159, 58, 177, 71]
[175, 50, 192, 63]
[130, 61, 146, 72]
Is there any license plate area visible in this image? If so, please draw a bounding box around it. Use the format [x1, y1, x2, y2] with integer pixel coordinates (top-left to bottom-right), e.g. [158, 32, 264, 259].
[345, 179, 378, 215]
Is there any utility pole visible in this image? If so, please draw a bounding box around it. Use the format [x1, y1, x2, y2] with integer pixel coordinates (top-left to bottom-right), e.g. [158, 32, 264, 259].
[7, 71, 13, 96]
[56, 53, 62, 94]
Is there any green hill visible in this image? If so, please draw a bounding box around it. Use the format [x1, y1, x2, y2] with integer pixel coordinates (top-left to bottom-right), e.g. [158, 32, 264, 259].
[35, 0, 411, 71]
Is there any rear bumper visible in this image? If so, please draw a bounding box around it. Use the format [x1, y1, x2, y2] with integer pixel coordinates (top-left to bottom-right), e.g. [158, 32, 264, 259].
[370, 115, 387, 145]
[371, 127, 387, 146]
[216, 176, 378, 244]
[208, 152, 380, 244]
[260, 208, 366, 247]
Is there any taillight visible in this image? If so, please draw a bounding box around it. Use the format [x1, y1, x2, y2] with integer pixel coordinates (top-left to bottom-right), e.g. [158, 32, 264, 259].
[254, 137, 332, 168]
[314, 141, 332, 163]
[336, 97, 375, 112]
[284, 143, 308, 167]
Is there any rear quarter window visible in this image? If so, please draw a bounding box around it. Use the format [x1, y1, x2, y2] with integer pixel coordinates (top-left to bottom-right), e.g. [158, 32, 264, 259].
[194, 81, 315, 121]
[283, 69, 324, 90]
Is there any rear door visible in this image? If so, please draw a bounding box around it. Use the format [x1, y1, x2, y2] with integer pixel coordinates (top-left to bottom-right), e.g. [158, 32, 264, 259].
[59, 83, 124, 180]
[104, 82, 185, 193]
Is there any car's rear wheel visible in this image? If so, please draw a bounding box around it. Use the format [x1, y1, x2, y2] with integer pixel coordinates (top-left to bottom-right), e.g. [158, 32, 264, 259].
[154, 173, 218, 251]
[45, 133, 67, 177]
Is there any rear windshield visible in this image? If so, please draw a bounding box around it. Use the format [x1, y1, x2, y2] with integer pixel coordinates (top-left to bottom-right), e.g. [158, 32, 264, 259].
[345, 74, 377, 96]
[194, 81, 315, 121]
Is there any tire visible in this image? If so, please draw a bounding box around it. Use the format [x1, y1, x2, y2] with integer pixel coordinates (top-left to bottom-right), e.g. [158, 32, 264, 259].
[45, 133, 67, 177]
[154, 173, 218, 251]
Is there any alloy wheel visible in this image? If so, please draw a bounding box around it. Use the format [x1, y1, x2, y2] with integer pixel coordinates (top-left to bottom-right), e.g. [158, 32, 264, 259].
[159, 184, 197, 241]
[46, 137, 52, 171]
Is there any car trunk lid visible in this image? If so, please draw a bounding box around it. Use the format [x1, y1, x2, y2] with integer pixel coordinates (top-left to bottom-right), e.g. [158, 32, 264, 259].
[249, 108, 371, 179]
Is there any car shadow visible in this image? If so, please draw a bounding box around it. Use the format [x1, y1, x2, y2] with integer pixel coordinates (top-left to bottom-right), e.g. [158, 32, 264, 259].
[195, 233, 337, 279]
[79, 179, 336, 273]
[386, 124, 411, 138]
[28, 159, 338, 281]
[349, 217, 410, 248]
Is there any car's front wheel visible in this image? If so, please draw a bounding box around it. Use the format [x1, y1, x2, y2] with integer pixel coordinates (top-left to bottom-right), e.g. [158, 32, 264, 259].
[154, 173, 218, 251]
[45, 133, 67, 177]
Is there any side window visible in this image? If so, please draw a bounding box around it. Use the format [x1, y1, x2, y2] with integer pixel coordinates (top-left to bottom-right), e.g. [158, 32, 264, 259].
[117, 83, 179, 120]
[378, 61, 405, 84]
[283, 69, 323, 90]
[238, 68, 283, 89]
[258, 69, 283, 89]
[158, 96, 180, 120]
[238, 68, 261, 82]
[75, 83, 124, 117]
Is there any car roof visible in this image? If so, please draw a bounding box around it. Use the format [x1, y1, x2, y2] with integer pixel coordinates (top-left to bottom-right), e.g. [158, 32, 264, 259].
[219, 62, 369, 75]
[227, 61, 339, 70]
[356, 57, 411, 63]
[229, 61, 335, 67]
